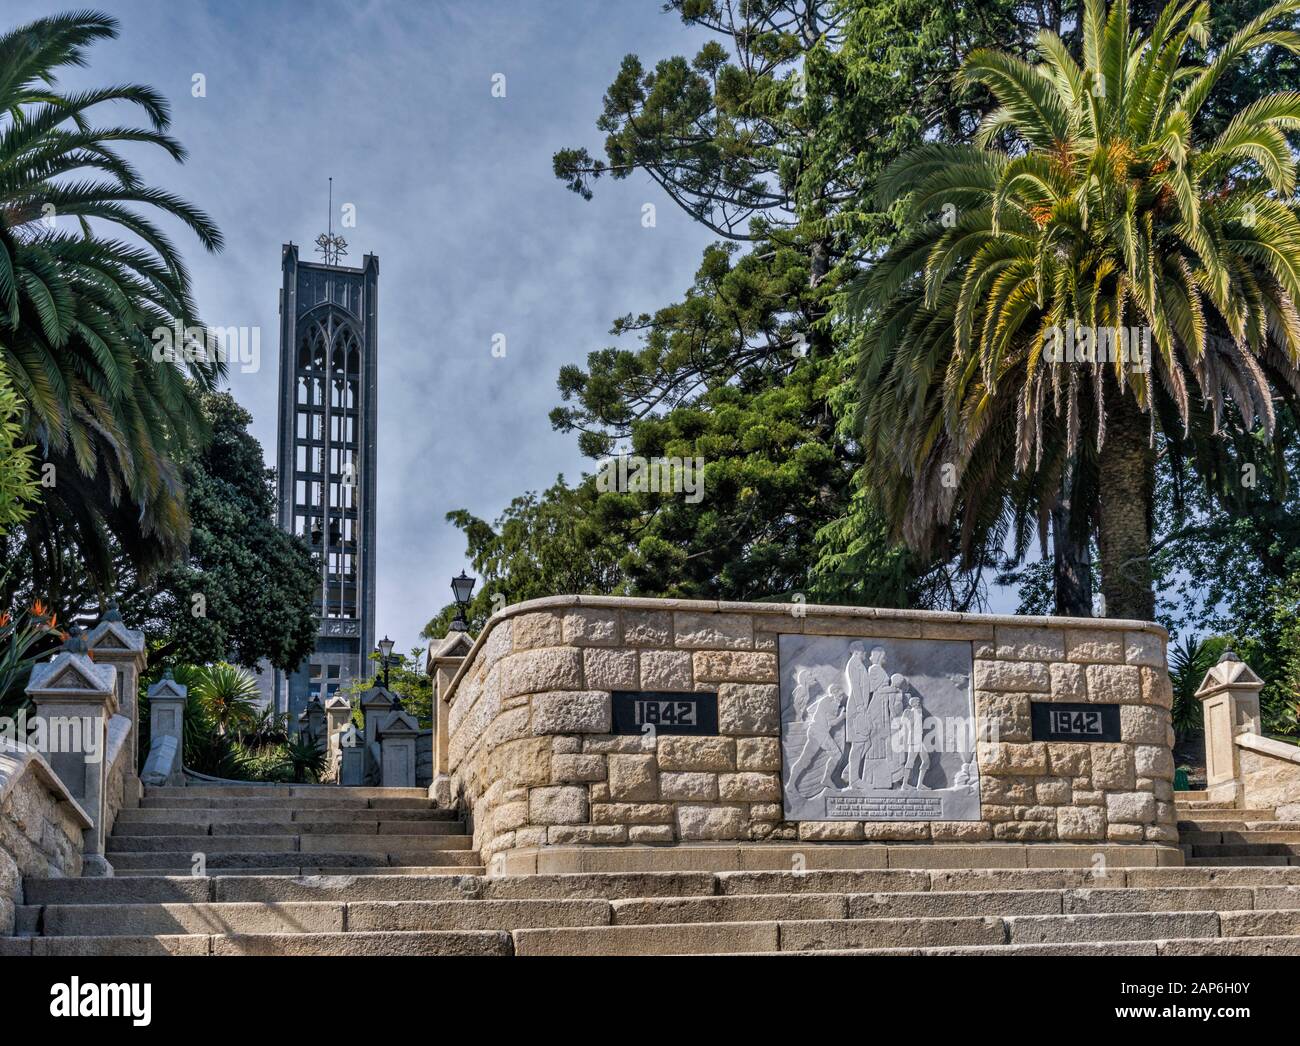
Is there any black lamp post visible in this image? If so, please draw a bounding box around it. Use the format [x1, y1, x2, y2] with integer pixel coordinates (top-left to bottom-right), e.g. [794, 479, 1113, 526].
[377, 634, 395, 689]
[450, 571, 476, 632]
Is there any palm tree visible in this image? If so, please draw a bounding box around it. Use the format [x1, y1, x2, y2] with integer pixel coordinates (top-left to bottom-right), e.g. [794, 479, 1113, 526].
[848, 0, 1300, 620]
[191, 662, 261, 737]
[0, 12, 224, 589]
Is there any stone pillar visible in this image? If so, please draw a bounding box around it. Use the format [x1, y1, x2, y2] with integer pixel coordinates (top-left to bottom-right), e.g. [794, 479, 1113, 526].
[324, 695, 353, 782]
[143, 670, 187, 788]
[25, 630, 119, 875]
[425, 631, 473, 806]
[377, 709, 420, 788]
[359, 688, 395, 786]
[84, 604, 146, 802]
[1197, 650, 1265, 805]
[298, 695, 326, 748]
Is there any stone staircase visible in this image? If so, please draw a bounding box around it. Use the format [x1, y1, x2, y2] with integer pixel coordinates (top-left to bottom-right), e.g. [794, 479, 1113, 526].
[1176, 790, 1300, 866]
[4, 786, 1300, 955]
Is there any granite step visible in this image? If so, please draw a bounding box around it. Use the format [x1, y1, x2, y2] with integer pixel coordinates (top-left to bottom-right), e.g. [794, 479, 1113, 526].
[111, 865, 485, 877]
[145, 786, 428, 799]
[1186, 856, 1299, 866]
[106, 850, 482, 871]
[107, 833, 474, 854]
[1188, 843, 1300, 858]
[1181, 830, 1300, 845]
[116, 807, 455, 824]
[1171, 807, 1275, 820]
[111, 820, 466, 837]
[140, 796, 433, 810]
[0, 931, 511, 956]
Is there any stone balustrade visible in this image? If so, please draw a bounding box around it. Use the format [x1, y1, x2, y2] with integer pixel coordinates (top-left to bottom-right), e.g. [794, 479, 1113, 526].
[439, 596, 1179, 872]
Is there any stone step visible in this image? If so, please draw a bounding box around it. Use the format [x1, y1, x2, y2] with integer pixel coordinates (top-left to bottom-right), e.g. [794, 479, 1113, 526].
[1188, 843, 1300, 858]
[145, 786, 429, 799]
[106, 850, 482, 871]
[1178, 821, 1298, 832]
[110, 820, 466, 837]
[761, 936, 1300, 957]
[1174, 790, 1209, 802]
[1186, 856, 1297, 866]
[116, 807, 455, 824]
[1171, 807, 1276, 820]
[106, 834, 474, 854]
[1182, 830, 1300, 845]
[112, 865, 485, 877]
[140, 796, 433, 810]
[0, 931, 511, 956]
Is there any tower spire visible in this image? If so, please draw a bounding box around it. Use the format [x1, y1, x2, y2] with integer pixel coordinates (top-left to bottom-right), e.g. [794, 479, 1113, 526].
[314, 177, 348, 266]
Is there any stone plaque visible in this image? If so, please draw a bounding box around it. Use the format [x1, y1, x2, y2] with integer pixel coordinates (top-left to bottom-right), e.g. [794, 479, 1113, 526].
[779, 634, 980, 821]
[1030, 701, 1121, 742]
[611, 690, 718, 736]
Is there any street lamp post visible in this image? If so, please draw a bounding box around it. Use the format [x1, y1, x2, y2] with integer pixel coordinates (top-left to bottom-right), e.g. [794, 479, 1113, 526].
[450, 571, 476, 632]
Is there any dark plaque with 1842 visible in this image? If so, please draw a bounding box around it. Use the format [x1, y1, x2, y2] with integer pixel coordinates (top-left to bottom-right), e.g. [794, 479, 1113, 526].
[611, 690, 718, 736]
[1030, 701, 1122, 742]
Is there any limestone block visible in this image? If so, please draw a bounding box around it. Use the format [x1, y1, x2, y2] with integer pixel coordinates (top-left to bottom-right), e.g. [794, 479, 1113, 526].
[528, 786, 589, 825]
[1035, 777, 1072, 805]
[861, 822, 932, 841]
[1135, 744, 1174, 780]
[1050, 662, 1087, 699]
[1105, 790, 1157, 824]
[673, 612, 753, 650]
[1064, 629, 1125, 664]
[975, 692, 1032, 741]
[657, 735, 736, 772]
[531, 691, 612, 735]
[551, 754, 607, 784]
[487, 737, 553, 788]
[1090, 744, 1135, 790]
[628, 824, 675, 843]
[511, 612, 562, 650]
[494, 801, 529, 832]
[592, 803, 674, 825]
[1140, 667, 1173, 710]
[484, 705, 531, 748]
[622, 611, 673, 648]
[1124, 631, 1166, 667]
[994, 820, 1055, 841]
[718, 683, 780, 735]
[749, 803, 783, 822]
[505, 648, 583, 698]
[1056, 806, 1106, 840]
[552, 735, 581, 754]
[974, 660, 1050, 693]
[978, 741, 1049, 775]
[563, 608, 621, 647]
[736, 737, 781, 772]
[675, 804, 748, 840]
[798, 821, 865, 841]
[1046, 744, 1090, 777]
[1120, 704, 1168, 745]
[1144, 824, 1178, 844]
[995, 626, 1066, 662]
[583, 648, 638, 690]
[1085, 663, 1141, 703]
[548, 825, 627, 845]
[982, 777, 1036, 804]
[583, 734, 651, 754]
[639, 650, 693, 690]
[658, 772, 718, 801]
[718, 772, 781, 802]
[1107, 823, 1145, 841]
[930, 822, 994, 842]
[608, 754, 659, 801]
[692, 651, 778, 684]
[1072, 789, 1105, 806]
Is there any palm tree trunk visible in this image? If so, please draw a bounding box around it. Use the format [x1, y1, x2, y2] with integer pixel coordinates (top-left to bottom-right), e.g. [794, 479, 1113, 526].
[1051, 501, 1092, 616]
[1098, 381, 1156, 620]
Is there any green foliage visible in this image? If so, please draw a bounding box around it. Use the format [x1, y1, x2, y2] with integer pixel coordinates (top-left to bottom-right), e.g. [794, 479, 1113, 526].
[1168, 633, 1225, 740]
[0, 361, 38, 536]
[0, 12, 224, 587]
[0, 600, 61, 716]
[189, 662, 261, 736]
[844, 0, 1300, 619]
[342, 648, 434, 728]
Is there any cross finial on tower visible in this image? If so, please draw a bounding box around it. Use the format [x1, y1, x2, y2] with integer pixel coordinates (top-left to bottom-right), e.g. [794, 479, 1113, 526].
[314, 176, 349, 266]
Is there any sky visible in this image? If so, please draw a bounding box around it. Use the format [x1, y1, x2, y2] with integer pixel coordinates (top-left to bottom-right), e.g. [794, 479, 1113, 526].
[14, 0, 1020, 658]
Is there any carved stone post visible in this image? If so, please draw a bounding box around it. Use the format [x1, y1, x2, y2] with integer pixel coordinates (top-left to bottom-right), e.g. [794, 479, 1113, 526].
[324, 695, 352, 782]
[426, 631, 473, 806]
[25, 629, 119, 876]
[298, 695, 326, 749]
[84, 604, 146, 803]
[143, 671, 187, 788]
[377, 708, 420, 788]
[1196, 650, 1265, 805]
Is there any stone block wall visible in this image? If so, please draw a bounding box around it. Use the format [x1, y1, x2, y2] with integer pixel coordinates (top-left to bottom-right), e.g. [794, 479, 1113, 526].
[443, 597, 1176, 866]
[0, 743, 90, 934]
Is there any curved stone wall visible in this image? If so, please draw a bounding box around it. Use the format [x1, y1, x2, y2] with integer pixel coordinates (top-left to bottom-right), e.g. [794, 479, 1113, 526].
[442, 597, 1176, 869]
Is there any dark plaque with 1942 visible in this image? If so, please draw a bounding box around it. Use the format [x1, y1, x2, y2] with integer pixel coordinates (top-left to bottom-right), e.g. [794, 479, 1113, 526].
[1030, 701, 1122, 743]
[611, 690, 719, 736]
